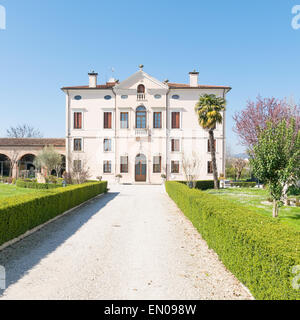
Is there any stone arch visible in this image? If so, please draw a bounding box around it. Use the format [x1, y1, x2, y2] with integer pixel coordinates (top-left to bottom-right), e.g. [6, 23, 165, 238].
[0, 154, 11, 177]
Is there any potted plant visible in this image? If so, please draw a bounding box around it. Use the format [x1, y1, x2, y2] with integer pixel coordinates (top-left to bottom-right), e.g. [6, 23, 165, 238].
[115, 174, 122, 184]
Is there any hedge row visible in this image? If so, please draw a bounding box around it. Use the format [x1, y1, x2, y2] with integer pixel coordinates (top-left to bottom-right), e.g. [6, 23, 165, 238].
[179, 180, 217, 190]
[230, 181, 257, 188]
[16, 180, 62, 189]
[0, 181, 108, 247]
[165, 181, 300, 300]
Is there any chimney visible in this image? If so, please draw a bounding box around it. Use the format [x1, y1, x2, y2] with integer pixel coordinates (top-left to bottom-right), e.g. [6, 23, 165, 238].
[88, 71, 98, 88]
[189, 70, 199, 87]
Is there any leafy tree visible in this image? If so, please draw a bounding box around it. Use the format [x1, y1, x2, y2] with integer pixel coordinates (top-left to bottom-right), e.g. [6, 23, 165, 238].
[250, 119, 300, 217]
[233, 96, 300, 150]
[6, 124, 43, 138]
[34, 146, 62, 177]
[195, 94, 226, 189]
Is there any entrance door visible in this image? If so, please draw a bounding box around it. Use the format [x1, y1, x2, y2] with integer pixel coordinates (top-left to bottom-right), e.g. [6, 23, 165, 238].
[135, 154, 147, 182]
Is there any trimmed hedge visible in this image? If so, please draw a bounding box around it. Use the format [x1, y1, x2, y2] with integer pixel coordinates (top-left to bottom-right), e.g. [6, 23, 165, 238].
[0, 181, 107, 247]
[179, 180, 217, 190]
[165, 181, 300, 300]
[230, 181, 256, 188]
[16, 180, 62, 189]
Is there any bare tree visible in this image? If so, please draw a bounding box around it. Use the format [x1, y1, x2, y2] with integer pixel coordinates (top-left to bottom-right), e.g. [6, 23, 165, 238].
[233, 158, 247, 180]
[182, 151, 201, 188]
[67, 154, 90, 184]
[6, 124, 43, 138]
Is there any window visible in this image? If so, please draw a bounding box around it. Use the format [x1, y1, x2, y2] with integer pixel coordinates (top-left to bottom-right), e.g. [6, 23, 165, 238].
[121, 95, 128, 99]
[137, 84, 145, 94]
[171, 161, 180, 174]
[171, 139, 180, 152]
[171, 112, 180, 129]
[73, 138, 82, 151]
[153, 156, 161, 173]
[136, 106, 147, 129]
[73, 160, 82, 171]
[104, 95, 112, 100]
[103, 161, 112, 173]
[120, 156, 128, 173]
[172, 95, 180, 100]
[154, 94, 162, 99]
[153, 112, 162, 129]
[104, 139, 112, 152]
[104, 112, 112, 129]
[74, 112, 82, 129]
[74, 95, 82, 100]
[207, 161, 213, 174]
[120, 112, 129, 129]
[208, 139, 216, 153]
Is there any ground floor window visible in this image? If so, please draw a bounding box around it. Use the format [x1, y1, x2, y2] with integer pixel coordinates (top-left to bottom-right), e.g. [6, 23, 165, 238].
[120, 156, 128, 173]
[73, 160, 82, 171]
[153, 156, 161, 173]
[103, 160, 112, 173]
[207, 161, 213, 174]
[171, 160, 179, 174]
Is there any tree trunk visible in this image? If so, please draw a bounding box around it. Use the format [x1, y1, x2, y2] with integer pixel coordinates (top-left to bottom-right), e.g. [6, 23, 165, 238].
[273, 200, 279, 218]
[209, 129, 219, 189]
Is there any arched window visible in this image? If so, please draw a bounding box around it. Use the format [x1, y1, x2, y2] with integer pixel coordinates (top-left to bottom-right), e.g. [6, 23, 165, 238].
[136, 106, 147, 129]
[137, 84, 145, 94]
[137, 84, 146, 101]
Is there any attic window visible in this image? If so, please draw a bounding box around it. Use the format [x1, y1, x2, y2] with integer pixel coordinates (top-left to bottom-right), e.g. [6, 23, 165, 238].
[74, 95, 82, 100]
[104, 95, 112, 100]
[137, 84, 145, 94]
[172, 95, 180, 100]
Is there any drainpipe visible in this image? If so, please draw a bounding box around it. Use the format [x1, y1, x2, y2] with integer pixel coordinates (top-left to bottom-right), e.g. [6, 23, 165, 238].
[112, 87, 117, 178]
[66, 90, 71, 172]
[222, 88, 226, 179]
[166, 87, 170, 181]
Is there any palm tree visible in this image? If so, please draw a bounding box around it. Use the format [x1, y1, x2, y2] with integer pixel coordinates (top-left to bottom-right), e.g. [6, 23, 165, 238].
[195, 94, 226, 189]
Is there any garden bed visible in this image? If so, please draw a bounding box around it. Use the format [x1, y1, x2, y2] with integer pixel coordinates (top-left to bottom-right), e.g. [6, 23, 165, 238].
[165, 181, 300, 300]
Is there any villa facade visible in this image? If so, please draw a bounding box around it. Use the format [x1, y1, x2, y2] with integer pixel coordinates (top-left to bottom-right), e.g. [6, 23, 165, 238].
[62, 67, 231, 184]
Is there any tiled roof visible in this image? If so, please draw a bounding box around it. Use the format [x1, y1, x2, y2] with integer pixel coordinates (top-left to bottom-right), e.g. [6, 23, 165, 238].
[61, 83, 116, 90]
[62, 82, 231, 90]
[167, 83, 231, 90]
[0, 138, 66, 147]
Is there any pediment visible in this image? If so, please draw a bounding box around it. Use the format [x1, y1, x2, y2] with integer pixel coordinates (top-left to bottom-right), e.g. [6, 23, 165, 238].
[115, 70, 168, 92]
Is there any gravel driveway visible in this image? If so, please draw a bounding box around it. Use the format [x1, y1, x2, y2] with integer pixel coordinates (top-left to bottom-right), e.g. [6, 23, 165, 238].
[0, 184, 253, 300]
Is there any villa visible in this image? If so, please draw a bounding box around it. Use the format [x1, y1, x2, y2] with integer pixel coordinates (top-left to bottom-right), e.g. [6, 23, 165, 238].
[62, 66, 231, 184]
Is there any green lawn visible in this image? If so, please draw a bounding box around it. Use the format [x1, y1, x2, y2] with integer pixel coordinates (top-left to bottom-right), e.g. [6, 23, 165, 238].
[0, 184, 46, 201]
[204, 188, 300, 230]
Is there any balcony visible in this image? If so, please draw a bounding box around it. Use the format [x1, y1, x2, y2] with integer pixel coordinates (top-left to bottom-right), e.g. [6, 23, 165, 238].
[135, 128, 149, 136]
[137, 93, 146, 101]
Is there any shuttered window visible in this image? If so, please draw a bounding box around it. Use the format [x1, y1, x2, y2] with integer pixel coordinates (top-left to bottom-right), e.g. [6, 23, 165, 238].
[120, 112, 129, 129]
[171, 139, 180, 152]
[171, 112, 180, 129]
[208, 139, 216, 152]
[120, 156, 128, 173]
[104, 112, 112, 129]
[74, 112, 82, 129]
[104, 139, 112, 152]
[171, 161, 179, 174]
[153, 156, 161, 173]
[153, 112, 162, 129]
[73, 139, 82, 151]
[207, 161, 213, 174]
[103, 161, 112, 173]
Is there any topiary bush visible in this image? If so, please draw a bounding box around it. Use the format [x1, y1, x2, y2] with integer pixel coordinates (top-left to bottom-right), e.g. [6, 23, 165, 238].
[178, 180, 217, 190]
[0, 181, 108, 247]
[16, 179, 63, 189]
[165, 181, 300, 300]
[230, 181, 257, 188]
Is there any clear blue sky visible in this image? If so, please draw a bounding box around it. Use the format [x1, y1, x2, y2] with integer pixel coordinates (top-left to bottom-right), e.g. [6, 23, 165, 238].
[0, 0, 299, 153]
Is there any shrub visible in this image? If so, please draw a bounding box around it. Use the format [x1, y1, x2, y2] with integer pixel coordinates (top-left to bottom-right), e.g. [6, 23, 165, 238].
[16, 180, 62, 189]
[0, 181, 108, 247]
[178, 180, 217, 190]
[230, 181, 256, 188]
[165, 181, 300, 300]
